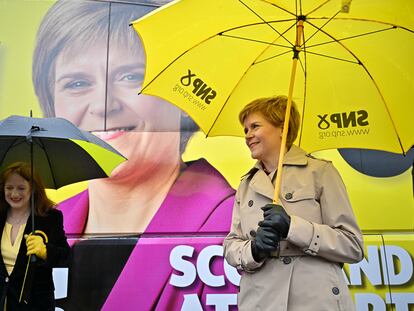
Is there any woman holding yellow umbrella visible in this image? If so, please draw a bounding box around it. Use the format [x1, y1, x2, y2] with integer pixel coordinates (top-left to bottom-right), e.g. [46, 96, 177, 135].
[224, 96, 364, 310]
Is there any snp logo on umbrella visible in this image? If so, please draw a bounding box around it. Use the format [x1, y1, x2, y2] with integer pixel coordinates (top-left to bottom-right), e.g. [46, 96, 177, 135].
[317, 110, 370, 140]
[173, 70, 217, 111]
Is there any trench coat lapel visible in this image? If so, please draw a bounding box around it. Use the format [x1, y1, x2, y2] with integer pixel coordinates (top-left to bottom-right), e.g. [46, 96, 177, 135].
[247, 145, 309, 200]
[249, 170, 275, 200]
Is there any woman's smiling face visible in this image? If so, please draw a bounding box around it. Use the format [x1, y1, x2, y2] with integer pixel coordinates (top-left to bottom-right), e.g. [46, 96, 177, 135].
[243, 111, 283, 166]
[54, 41, 180, 134]
[53, 40, 182, 175]
[4, 173, 31, 212]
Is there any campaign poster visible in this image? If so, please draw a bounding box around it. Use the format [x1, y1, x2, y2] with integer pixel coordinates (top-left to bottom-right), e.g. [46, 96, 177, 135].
[0, 1, 413, 310]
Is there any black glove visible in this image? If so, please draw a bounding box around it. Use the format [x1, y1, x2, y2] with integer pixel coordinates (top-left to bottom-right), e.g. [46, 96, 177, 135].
[259, 204, 291, 238]
[251, 226, 280, 262]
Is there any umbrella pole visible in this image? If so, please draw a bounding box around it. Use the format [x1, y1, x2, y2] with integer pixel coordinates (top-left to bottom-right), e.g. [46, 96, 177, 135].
[273, 19, 304, 204]
[29, 132, 37, 263]
[30, 139, 35, 234]
[18, 139, 36, 303]
[28, 112, 35, 234]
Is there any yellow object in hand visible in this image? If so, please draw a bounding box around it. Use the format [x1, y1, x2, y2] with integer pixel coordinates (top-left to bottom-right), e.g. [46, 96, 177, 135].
[25, 231, 47, 260]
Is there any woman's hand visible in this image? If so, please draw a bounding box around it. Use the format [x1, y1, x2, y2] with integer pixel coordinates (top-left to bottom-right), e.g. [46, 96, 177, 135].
[251, 227, 280, 262]
[259, 204, 291, 238]
[25, 231, 48, 260]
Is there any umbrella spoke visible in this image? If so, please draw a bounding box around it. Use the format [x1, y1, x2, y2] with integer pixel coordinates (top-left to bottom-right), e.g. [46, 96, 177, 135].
[305, 0, 332, 16]
[305, 24, 397, 49]
[220, 33, 292, 50]
[300, 20, 365, 65]
[253, 49, 292, 65]
[35, 138, 58, 188]
[0, 138, 21, 164]
[302, 50, 360, 65]
[222, 19, 298, 66]
[298, 51, 306, 76]
[238, 0, 295, 46]
[301, 26, 308, 77]
[354, 64, 405, 155]
[6, 137, 26, 148]
[263, 0, 300, 18]
[303, 10, 341, 46]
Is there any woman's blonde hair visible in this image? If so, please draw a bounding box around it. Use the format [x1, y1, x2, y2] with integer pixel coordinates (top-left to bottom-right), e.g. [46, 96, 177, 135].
[239, 95, 301, 148]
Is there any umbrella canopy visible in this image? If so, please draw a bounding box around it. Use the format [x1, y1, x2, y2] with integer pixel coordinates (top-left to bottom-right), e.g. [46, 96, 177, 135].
[0, 115, 126, 189]
[131, 0, 414, 155]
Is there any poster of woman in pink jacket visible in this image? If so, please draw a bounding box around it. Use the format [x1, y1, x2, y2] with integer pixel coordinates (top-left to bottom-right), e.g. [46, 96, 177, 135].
[31, 0, 238, 309]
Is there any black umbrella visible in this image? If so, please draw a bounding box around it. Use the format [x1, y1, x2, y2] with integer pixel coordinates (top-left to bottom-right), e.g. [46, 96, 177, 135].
[0, 115, 127, 304]
[0, 115, 126, 231]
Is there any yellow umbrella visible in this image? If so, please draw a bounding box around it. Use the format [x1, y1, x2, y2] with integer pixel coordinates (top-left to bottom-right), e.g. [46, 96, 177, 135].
[131, 0, 414, 201]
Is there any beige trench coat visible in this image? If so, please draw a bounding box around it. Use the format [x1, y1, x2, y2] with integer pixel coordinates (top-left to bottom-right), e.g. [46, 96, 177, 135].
[223, 145, 364, 311]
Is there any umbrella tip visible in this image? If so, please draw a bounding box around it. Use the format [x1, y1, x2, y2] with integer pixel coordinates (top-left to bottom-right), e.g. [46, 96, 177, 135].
[341, 0, 352, 13]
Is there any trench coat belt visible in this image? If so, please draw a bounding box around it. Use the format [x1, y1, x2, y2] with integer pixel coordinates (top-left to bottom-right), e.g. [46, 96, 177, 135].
[269, 240, 305, 257]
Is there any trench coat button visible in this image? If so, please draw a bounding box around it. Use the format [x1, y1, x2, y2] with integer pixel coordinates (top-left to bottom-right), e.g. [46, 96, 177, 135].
[332, 287, 340, 295]
[4, 277, 9, 283]
[282, 257, 292, 264]
[248, 200, 254, 207]
[285, 192, 293, 200]
[250, 230, 256, 237]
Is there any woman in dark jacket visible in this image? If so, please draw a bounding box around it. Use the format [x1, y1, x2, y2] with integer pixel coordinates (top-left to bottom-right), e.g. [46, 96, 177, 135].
[0, 162, 70, 310]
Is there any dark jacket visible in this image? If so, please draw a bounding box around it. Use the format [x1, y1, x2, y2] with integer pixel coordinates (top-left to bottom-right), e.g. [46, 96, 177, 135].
[0, 209, 70, 310]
